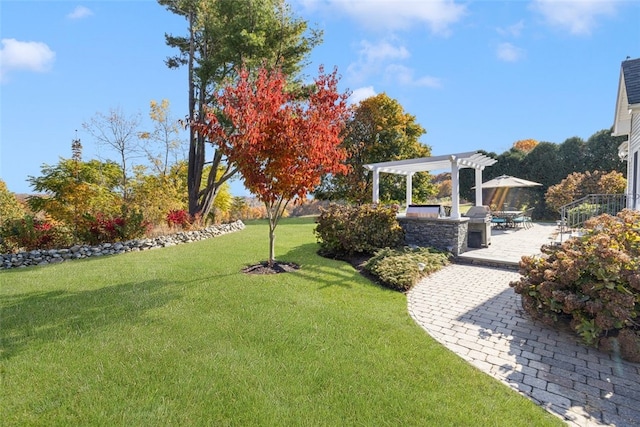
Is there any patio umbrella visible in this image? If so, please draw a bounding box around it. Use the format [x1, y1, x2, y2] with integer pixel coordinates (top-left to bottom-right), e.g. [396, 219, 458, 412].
[472, 175, 543, 211]
[474, 174, 542, 189]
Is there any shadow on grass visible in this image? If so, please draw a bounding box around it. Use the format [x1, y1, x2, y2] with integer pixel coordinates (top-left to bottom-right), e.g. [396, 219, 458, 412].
[277, 243, 391, 292]
[0, 279, 181, 361]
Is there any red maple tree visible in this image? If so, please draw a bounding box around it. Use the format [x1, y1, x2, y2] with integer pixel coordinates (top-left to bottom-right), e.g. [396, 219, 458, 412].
[198, 66, 352, 267]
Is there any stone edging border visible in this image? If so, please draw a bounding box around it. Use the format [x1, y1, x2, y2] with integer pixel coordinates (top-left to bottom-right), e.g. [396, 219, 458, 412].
[1, 220, 245, 270]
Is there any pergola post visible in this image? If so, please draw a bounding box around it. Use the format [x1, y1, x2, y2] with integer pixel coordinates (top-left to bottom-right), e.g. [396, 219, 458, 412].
[475, 168, 484, 206]
[405, 173, 413, 207]
[372, 168, 380, 204]
[450, 157, 460, 219]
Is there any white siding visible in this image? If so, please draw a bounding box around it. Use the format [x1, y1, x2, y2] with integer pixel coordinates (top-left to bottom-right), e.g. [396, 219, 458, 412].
[631, 112, 640, 153]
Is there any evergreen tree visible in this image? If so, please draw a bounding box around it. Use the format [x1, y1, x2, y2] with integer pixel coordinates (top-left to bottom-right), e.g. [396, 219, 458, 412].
[159, 0, 321, 220]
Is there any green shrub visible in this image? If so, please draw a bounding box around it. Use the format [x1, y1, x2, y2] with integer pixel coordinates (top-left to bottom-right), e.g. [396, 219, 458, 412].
[364, 247, 450, 292]
[510, 209, 640, 362]
[0, 216, 72, 253]
[314, 203, 404, 257]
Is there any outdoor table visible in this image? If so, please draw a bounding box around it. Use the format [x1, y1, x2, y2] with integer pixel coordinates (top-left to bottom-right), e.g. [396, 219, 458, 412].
[491, 210, 523, 228]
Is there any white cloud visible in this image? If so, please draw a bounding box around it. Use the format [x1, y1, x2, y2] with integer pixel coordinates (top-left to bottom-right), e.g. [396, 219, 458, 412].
[349, 86, 377, 105]
[496, 42, 525, 62]
[0, 38, 56, 83]
[347, 39, 410, 83]
[384, 64, 442, 88]
[346, 39, 441, 88]
[530, 0, 618, 35]
[301, 0, 467, 35]
[357, 39, 410, 63]
[497, 20, 525, 37]
[67, 6, 94, 20]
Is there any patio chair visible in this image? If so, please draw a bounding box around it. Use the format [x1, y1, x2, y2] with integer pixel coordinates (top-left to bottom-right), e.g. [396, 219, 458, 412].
[512, 208, 534, 229]
[490, 215, 507, 228]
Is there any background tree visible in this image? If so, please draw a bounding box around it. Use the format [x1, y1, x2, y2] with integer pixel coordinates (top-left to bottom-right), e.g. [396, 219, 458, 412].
[129, 163, 188, 226]
[433, 172, 452, 199]
[513, 142, 562, 218]
[139, 99, 186, 176]
[129, 161, 232, 226]
[314, 93, 434, 204]
[585, 129, 627, 173]
[82, 107, 142, 201]
[557, 136, 588, 175]
[28, 159, 124, 238]
[225, 196, 268, 221]
[460, 148, 524, 197]
[512, 138, 538, 153]
[0, 179, 27, 226]
[198, 66, 350, 266]
[462, 129, 629, 219]
[159, 0, 322, 219]
[202, 165, 233, 223]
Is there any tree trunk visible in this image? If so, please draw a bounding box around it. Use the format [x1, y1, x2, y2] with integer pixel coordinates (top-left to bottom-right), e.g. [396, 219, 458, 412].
[186, 10, 202, 217]
[268, 221, 276, 268]
[266, 199, 290, 267]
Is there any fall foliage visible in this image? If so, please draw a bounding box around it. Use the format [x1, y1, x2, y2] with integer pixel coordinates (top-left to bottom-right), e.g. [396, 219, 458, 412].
[0, 179, 27, 226]
[545, 170, 626, 212]
[197, 66, 351, 265]
[315, 93, 433, 203]
[512, 138, 539, 153]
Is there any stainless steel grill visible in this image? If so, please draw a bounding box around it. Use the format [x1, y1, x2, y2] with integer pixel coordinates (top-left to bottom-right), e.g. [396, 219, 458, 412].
[464, 206, 491, 248]
[406, 204, 445, 218]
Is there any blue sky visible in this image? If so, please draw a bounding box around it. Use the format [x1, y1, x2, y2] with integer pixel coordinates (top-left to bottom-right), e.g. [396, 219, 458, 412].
[1, 0, 639, 196]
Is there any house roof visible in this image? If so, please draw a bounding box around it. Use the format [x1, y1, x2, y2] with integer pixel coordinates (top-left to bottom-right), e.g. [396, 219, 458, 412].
[613, 57, 640, 137]
[623, 58, 640, 105]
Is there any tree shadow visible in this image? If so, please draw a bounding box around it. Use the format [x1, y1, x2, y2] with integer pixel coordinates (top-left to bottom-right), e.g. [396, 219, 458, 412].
[452, 287, 640, 426]
[271, 243, 389, 292]
[0, 279, 181, 361]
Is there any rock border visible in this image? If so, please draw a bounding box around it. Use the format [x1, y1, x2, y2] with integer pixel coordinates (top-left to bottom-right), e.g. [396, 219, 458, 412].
[1, 220, 245, 270]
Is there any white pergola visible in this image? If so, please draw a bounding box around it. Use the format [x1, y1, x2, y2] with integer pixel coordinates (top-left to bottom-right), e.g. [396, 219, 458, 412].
[364, 151, 497, 219]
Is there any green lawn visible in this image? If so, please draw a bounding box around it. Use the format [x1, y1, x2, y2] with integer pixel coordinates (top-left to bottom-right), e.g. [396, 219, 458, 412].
[1, 217, 563, 426]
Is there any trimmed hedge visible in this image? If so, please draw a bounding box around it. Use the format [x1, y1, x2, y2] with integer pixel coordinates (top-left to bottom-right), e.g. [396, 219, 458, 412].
[314, 203, 404, 257]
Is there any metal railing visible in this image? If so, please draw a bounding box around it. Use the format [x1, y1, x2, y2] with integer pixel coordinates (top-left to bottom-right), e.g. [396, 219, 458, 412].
[558, 194, 636, 242]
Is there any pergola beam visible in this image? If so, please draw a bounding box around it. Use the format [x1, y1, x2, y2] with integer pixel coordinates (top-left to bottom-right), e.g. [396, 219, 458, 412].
[364, 151, 497, 218]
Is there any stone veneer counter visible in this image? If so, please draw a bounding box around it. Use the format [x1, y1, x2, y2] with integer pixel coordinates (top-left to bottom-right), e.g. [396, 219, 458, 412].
[396, 215, 469, 256]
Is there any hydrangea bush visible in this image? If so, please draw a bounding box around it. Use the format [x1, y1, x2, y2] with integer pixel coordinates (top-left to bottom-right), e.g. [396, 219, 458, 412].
[510, 209, 640, 362]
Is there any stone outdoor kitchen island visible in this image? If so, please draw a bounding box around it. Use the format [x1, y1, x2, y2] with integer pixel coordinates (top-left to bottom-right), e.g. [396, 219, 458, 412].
[364, 151, 496, 255]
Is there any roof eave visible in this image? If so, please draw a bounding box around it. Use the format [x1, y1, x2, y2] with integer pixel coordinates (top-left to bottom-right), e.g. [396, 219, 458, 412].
[613, 68, 630, 136]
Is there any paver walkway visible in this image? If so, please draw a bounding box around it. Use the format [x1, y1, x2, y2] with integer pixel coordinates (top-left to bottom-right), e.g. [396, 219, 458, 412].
[407, 224, 640, 426]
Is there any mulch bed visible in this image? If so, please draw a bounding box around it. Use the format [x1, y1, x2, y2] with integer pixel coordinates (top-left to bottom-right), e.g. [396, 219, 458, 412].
[242, 261, 300, 275]
[241, 253, 373, 276]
